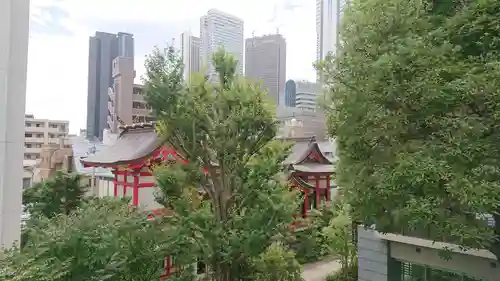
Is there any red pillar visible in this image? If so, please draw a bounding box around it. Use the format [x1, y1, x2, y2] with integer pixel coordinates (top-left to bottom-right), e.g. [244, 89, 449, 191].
[123, 171, 128, 196]
[326, 175, 331, 201]
[133, 174, 139, 206]
[303, 191, 308, 217]
[113, 170, 118, 197]
[315, 176, 320, 209]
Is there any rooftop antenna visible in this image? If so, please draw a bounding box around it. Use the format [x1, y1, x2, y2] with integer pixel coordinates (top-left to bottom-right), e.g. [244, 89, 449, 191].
[252, 30, 255, 38]
[276, 27, 279, 34]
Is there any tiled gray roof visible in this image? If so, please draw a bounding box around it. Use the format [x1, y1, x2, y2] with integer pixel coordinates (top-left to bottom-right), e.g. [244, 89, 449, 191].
[81, 125, 163, 167]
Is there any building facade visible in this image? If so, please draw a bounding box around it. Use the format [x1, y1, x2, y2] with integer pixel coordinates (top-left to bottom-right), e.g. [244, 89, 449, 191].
[181, 31, 201, 82]
[24, 114, 70, 166]
[276, 106, 328, 140]
[245, 34, 286, 105]
[0, 0, 30, 249]
[107, 56, 152, 133]
[87, 32, 134, 140]
[316, 0, 350, 82]
[283, 80, 321, 111]
[200, 9, 244, 80]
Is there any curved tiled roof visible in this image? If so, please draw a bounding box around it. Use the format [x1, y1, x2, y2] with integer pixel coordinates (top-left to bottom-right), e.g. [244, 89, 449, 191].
[81, 124, 163, 167]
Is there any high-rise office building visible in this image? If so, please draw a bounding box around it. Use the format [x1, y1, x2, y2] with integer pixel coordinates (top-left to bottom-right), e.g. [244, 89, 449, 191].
[200, 9, 244, 80]
[316, 0, 350, 81]
[181, 31, 201, 82]
[87, 32, 134, 140]
[245, 34, 286, 105]
[284, 80, 321, 111]
[0, 0, 30, 248]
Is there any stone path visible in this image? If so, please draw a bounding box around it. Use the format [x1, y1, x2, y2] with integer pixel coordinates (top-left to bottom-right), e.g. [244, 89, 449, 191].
[302, 258, 342, 281]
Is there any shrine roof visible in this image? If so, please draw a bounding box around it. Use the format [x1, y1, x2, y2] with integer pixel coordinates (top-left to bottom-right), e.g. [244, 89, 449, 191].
[81, 123, 163, 167]
[281, 136, 336, 165]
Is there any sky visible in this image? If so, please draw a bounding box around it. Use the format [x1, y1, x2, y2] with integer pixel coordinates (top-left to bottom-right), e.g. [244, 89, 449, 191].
[27, 0, 317, 133]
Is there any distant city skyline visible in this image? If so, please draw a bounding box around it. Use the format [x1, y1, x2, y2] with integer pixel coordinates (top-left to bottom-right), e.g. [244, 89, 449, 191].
[27, 0, 318, 133]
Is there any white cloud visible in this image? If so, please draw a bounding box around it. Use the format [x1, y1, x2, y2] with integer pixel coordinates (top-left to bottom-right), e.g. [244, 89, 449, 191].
[27, 0, 316, 133]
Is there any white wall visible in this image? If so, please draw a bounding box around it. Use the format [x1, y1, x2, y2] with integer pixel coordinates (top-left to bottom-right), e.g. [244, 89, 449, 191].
[0, 0, 30, 248]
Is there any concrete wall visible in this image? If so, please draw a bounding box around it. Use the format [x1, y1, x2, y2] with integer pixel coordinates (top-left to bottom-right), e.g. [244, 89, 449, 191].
[0, 0, 30, 249]
[357, 226, 388, 281]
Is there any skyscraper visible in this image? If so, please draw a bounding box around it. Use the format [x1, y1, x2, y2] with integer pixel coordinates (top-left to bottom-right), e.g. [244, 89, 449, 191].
[245, 34, 286, 105]
[86, 32, 134, 140]
[200, 9, 244, 80]
[316, 0, 349, 81]
[181, 31, 201, 82]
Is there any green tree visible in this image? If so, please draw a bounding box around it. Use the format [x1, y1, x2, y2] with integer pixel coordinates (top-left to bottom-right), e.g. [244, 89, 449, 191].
[321, 204, 357, 281]
[318, 0, 500, 258]
[1, 198, 169, 281]
[21, 172, 88, 247]
[251, 242, 303, 281]
[23, 171, 88, 218]
[143, 46, 301, 281]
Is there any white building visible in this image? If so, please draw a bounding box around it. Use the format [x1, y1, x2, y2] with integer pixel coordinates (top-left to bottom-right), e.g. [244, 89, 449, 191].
[24, 114, 70, 166]
[181, 31, 201, 82]
[200, 9, 244, 80]
[285, 80, 322, 112]
[0, 0, 30, 249]
[316, 0, 350, 81]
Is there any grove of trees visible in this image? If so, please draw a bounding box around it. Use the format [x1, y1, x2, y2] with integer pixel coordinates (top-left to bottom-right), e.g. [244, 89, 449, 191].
[318, 0, 500, 259]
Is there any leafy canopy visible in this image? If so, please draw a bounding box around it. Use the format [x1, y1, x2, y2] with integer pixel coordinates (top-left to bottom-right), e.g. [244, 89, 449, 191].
[143, 46, 302, 281]
[22, 171, 88, 218]
[318, 0, 500, 258]
[1, 198, 169, 281]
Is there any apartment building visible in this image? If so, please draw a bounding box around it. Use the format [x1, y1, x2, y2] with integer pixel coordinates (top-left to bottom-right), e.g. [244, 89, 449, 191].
[107, 56, 153, 133]
[24, 114, 70, 166]
[245, 34, 286, 105]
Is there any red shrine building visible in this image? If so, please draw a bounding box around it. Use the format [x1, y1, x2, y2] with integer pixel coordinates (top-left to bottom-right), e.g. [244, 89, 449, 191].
[81, 123, 337, 278]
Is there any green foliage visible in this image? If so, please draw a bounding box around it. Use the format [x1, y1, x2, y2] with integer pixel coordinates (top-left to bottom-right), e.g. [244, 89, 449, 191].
[318, 0, 500, 258]
[22, 171, 88, 218]
[143, 46, 302, 281]
[1, 198, 169, 281]
[289, 207, 336, 264]
[251, 242, 304, 281]
[321, 204, 357, 278]
[21, 172, 88, 247]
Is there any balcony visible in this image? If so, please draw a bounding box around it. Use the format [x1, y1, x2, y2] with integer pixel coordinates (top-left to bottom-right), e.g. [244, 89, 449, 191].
[133, 93, 146, 102]
[107, 115, 114, 127]
[108, 100, 115, 114]
[25, 126, 47, 133]
[24, 137, 45, 143]
[24, 147, 41, 154]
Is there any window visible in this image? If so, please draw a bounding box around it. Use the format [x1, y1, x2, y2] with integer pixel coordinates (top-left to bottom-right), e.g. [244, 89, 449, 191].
[25, 133, 32, 138]
[35, 123, 41, 127]
[35, 154, 40, 159]
[25, 122, 32, 127]
[22, 178, 31, 189]
[36, 134, 43, 138]
[25, 154, 32, 160]
[25, 143, 32, 148]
